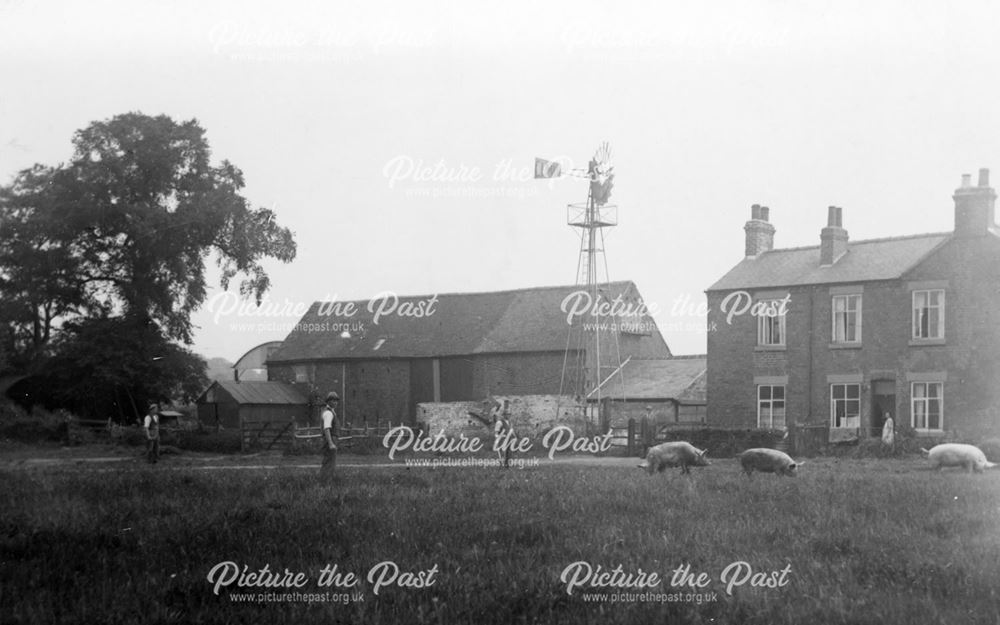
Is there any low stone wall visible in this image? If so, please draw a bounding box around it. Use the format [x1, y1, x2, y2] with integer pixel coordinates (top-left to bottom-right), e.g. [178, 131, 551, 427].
[416, 395, 588, 442]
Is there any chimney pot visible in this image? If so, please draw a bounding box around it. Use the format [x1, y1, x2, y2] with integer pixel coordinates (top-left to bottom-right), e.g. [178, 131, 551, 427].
[955, 168, 996, 235]
[820, 206, 848, 264]
[744, 205, 775, 257]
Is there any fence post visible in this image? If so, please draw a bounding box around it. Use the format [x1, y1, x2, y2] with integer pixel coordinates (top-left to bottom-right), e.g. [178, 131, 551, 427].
[627, 418, 635, 457]
[640, 417, 651, 457]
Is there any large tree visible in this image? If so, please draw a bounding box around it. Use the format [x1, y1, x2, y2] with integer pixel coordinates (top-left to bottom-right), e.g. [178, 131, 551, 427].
[0, 113, 296, 416]
[1, 113, 296, 348]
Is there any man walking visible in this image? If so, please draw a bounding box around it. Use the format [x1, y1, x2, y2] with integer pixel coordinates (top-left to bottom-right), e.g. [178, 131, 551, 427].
[144, 403, 160, 464]
[321, 392, 340, 477]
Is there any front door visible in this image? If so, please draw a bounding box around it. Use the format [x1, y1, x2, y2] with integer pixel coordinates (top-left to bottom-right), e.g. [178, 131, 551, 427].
[871, 380, 896, 438]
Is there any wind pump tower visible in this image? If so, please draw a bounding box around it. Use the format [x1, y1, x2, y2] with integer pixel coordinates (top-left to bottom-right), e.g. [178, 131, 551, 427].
[535, 142, 625, 414]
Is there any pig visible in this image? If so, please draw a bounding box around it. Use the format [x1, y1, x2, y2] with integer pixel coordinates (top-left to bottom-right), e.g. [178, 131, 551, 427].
[921, 443, 997, 473]
[638, 441, 710, 475]
[737, 448, 801, 478]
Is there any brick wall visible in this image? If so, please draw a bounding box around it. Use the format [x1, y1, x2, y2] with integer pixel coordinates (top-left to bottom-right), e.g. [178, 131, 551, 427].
[903, 235, 1000, 436]
[471, 352, 567, 396]
[706, 289, 759, 427]
[271, 352, 585, 427]
[417, 394, 588, 441]
[269, 360, 412, 426]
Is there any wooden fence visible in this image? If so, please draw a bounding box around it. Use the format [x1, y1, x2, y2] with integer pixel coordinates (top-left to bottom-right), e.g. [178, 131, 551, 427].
[293, 423, 394, 451]
[241, 419, 295, 452]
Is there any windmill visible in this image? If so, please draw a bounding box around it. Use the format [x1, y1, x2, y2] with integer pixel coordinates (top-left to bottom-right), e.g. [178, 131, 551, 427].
[535, 142, 626, 421]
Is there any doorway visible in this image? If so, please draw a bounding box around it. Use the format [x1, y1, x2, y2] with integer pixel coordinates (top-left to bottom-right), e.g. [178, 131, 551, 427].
[871, 380, 896, 438]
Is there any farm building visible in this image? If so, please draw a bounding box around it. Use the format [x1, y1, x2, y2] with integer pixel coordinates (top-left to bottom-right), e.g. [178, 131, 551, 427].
[267, 281, 672, 426]
[706, 169, 1000, 445]
[196, 380, 310, 451]
[231, 341, 283, 381]
[597, 356, 707, 426]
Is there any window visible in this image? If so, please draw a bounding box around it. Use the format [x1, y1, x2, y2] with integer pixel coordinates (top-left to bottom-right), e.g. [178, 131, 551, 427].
[911, 382, 943, 431]
[832, 294, 862, 343]
[757, 301, 786, 346]
[912, 290, 944, 339]
[830, 383, 860, 429]
[757, 385, 786, 430]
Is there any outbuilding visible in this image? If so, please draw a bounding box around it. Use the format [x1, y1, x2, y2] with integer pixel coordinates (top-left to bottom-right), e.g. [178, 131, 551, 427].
[196, 380, 310, 451]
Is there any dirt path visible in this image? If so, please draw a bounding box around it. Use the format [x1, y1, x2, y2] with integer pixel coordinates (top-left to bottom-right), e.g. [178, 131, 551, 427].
[1, 451, 645, 471]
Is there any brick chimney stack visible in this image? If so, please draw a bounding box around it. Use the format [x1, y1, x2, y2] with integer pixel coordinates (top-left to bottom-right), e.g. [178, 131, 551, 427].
[953, 168, 996, 236]
[820, 206, 849, 265]
[744, 204, 775, 257]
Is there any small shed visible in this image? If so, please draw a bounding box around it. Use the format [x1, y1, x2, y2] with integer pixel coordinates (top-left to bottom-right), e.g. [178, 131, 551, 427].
[596, 357, 708, 426]
[196, 380, 310, 451]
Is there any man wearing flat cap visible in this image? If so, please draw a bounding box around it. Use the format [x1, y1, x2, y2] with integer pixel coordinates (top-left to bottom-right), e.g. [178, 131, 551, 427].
[321, 392, 340, 477]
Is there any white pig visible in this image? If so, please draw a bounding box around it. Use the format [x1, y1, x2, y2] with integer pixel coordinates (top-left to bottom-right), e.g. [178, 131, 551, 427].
[638, 441, 710, 475]
[737, 448, 801, 477]
[921, 443, 997, 473]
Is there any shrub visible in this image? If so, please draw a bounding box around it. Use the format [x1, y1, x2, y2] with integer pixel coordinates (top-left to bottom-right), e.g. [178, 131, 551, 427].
[0, 402, 70, 444]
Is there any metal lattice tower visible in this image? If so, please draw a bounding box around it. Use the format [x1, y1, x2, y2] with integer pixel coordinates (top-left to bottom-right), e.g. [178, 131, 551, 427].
[558, 144, 625, 415]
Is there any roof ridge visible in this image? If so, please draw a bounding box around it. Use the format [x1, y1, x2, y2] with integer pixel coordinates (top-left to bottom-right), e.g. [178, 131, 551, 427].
[305, 280, 639, 307]
[764, 231, 952, 254]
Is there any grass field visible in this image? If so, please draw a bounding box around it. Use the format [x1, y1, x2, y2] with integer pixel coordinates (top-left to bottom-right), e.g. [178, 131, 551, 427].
[2, 456, 1000, 624]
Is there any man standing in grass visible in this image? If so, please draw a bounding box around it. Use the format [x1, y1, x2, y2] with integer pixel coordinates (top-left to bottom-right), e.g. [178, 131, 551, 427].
[144, 403, 160, 464]
[321, 392, 340, 477]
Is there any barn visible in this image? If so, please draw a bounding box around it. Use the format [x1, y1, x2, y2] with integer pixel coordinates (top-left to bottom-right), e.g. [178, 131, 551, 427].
[266, 281, 672, 427]
[195, 380, 310, 451]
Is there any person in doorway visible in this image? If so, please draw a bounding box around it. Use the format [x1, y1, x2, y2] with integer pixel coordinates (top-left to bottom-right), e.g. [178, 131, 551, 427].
[144, 403, 160, 464]
[881, 413, 895, 448]
[321, 392, 340, 477]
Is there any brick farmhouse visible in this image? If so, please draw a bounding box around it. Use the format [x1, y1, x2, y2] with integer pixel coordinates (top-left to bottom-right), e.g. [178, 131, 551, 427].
[706, 169, 1000, 442]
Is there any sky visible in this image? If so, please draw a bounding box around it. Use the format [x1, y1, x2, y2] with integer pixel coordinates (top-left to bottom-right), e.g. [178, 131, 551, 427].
[2, 0, 1000, 361]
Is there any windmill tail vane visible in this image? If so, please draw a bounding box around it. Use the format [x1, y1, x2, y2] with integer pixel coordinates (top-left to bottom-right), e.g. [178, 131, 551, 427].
[534, 142, 615, 206]
[589, 141, 615, 207]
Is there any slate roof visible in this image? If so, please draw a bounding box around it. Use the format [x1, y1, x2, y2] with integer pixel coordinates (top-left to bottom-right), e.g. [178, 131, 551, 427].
[197, 381, 308, 405]
[269, 282, 670, 362]
[707, 233, 951, 292]
[592, 357, 707, 402]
